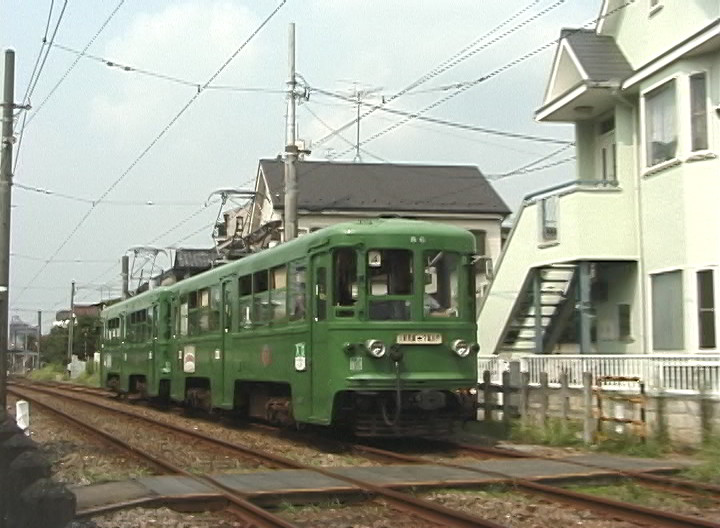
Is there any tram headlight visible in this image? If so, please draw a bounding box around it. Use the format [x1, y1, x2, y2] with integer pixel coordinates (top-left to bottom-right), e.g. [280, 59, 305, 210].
[451, 339, 471, 358]
[365, 339, 387, 358]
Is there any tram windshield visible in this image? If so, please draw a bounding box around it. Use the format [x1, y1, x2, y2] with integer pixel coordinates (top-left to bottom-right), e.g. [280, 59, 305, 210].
[367, 249, 413, 320]
[424, 251, 459, 318]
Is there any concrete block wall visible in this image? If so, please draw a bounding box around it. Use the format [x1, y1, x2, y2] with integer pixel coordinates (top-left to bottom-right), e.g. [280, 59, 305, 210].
[0, 419, 75, 527]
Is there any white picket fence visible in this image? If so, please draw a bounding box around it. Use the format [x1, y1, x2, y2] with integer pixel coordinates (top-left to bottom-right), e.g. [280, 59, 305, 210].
[478, 354, 720, 395]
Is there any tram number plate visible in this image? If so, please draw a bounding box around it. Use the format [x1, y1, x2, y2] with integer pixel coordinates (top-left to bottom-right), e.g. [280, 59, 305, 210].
[396, 333, 442, 345]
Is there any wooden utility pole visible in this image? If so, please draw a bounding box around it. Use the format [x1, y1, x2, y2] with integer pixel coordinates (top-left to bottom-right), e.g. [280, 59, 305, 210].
[283, 23, 298, 242]
[0, 50, 16, 422]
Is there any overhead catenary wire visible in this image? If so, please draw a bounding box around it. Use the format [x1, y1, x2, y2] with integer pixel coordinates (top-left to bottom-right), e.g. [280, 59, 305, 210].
[12, 0, 288, 308]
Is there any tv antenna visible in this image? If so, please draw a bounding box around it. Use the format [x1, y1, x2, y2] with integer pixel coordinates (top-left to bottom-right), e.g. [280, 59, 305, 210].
[338, 81, 383, 162]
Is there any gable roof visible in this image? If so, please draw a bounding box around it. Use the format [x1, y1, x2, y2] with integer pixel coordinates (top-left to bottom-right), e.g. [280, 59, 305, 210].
[174, 248, 216, 270]
[560, 29, 632, 83]
[258, 159, 510, 216]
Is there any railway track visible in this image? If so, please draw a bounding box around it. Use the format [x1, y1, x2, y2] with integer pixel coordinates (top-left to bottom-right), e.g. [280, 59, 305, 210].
[8, 382, 506, 528]
[14, 380, 720, 528]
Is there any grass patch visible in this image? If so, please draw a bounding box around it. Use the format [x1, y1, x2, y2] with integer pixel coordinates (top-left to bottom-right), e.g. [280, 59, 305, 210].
[567, 480, 687, 509]
[27, 363, 67, 382]
[594, 431, 669, 458]
[681, 436, 720, 485]
[510, 418, 584, 447]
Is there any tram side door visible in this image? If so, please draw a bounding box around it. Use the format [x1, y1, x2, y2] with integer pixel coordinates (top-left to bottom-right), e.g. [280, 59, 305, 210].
[148, 303, 159, 391]
[310, 253, 330, 419]
[216, 279, 233, 407]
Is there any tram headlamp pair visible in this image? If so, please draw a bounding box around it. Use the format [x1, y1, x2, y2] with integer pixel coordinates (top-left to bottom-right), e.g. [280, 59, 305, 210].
[451, 339, 479, 358]
[364, 339, 387, 358]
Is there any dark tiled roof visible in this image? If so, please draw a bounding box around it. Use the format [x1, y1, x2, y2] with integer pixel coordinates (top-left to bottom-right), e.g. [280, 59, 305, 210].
[259, 159, 510, 215]
[174, 248, 216, 269]
[561, 28, 633, 82]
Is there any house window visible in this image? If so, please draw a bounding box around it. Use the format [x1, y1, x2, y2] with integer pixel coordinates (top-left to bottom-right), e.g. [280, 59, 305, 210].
[540, 196, 558, 241]
[651, 270, 684, 350]
[471, 230, 486, 256]
[697, 270, 716, 349]
[645, 81, 677, 166]
[618, 304, 631, 339]
[690, 73, 708, 152]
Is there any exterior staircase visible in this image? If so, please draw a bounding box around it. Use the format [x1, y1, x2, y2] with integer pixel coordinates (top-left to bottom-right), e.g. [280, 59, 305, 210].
[500, 264, 578, 354]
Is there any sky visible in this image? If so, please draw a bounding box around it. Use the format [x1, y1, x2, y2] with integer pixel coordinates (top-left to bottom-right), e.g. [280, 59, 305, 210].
[0, 0, 600, 331]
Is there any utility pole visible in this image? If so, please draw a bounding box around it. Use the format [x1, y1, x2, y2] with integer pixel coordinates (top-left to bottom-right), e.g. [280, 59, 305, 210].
[67, 281, 75, 362]
[121, 255, 129, 299]
[283, 22, 299, 242]
[36, 310, 41, 370]
[0, 50, 16, 423]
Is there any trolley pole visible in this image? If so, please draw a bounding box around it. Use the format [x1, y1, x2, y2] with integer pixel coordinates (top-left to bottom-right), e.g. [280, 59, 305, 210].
[67, 281, 75, 363]
[0, 50, 16, 423]
[283, 22, 298, 242]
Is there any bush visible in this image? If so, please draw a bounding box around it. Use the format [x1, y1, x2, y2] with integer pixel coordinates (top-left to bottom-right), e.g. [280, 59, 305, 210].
[73, 370, 100, 387]
[510, 418, 584, 447]
[27, 364, 67, 382]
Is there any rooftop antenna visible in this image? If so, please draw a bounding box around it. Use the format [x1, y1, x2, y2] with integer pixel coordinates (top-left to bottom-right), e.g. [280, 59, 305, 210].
[339, 81, 383, 162]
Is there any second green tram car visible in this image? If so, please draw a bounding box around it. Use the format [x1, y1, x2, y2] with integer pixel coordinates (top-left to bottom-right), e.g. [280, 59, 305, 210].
[100, 218, 481, 436]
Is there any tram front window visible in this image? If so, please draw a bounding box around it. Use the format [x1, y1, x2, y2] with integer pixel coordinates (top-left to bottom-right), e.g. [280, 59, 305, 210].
[424, 251, 459, 318]
[368, 249, 412, 320]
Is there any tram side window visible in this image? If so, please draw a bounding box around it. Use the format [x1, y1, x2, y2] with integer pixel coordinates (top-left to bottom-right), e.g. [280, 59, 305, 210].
[253, 270, 270, 323]
[107, 317, 121, 342]
[333, 249, 357, 317]
[187, 288, 218, 335]
[270, 265, 287, 320]
[238, 275, 252, 328]
[315, 267, 327, 321]
[424, 251, 460, 318]
[289, 260, 307, 321]
[128, 309, 149, 342]
[368, 249, 412, 321]
[179, 296, 189, 336]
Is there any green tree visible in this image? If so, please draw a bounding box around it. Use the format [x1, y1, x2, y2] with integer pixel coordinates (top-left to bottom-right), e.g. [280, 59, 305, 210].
[40, 315, 102, 366]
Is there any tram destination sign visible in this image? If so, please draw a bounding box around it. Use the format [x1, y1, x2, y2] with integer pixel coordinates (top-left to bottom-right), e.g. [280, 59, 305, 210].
[396, 333, 442, 345]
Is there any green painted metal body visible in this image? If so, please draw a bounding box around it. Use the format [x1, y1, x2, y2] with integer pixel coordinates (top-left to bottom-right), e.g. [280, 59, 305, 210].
[100, 219, 478, 427]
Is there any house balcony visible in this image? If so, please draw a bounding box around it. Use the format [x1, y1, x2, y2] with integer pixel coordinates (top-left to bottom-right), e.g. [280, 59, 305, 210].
[477, 179, 639, 356]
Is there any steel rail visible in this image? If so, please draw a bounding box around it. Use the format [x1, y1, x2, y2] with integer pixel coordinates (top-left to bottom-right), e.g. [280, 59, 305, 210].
[346, 440, 720, 528]
[453, 441, 720, 499]
[11, 382, 507, 528]
[8, 386, 297, 528]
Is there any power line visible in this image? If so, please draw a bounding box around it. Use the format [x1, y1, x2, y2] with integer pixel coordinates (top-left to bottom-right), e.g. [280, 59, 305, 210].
[487, 144, 574, 179]
[14, 182, 209, 207]
[50, 42, 285, 94]
[487, 155, 576, 180]
[326, 0, 636, 159]
[310, 87, 572, 145]
[13, 0, 288, 307]
[10, 253, 117, 264]
[22, 0, 127, 130]
[313, 1, 545, 147]
[13, 0, 70, 174]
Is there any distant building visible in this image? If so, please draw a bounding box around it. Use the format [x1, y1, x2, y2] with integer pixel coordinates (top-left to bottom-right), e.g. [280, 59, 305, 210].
[8, 315, 39, 373]
[155, 248, 217, 287]
[55, 302, 104, 322]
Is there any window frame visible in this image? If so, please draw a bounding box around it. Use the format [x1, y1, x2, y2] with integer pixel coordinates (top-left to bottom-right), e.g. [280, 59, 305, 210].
[689, 72, 709, 153]
[642, 78, 678, 168]
[651, 270, 685, 351]
[697, 269, 716, 349]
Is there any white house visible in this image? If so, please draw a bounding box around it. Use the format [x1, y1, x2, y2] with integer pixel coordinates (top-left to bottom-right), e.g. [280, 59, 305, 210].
[479, 0, 720, 356]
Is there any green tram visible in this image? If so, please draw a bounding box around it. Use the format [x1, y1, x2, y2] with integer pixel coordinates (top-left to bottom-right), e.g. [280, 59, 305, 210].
[100, 219, 480, 436]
